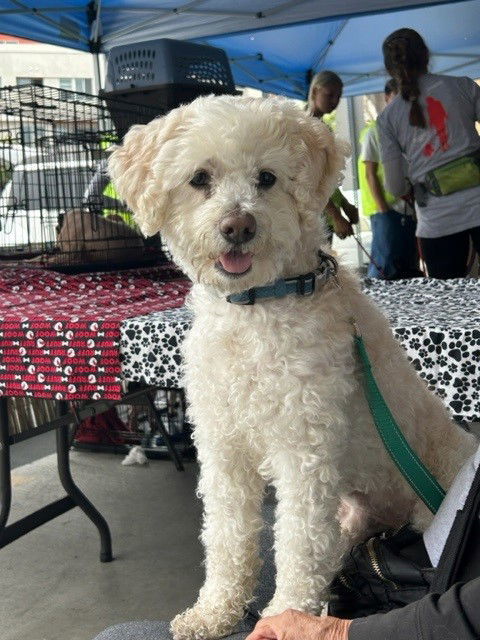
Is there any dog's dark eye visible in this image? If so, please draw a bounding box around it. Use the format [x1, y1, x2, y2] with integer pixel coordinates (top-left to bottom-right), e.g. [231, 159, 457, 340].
[258, 170, 276, 188]
[190, 170, 210, 188]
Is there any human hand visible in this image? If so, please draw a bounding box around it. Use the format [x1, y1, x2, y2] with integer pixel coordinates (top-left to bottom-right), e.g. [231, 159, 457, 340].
[401, 191, 415, 208]
[341, 201, 359, 224]
[245, 610, 352, 640]
[332, 215, 354, 240]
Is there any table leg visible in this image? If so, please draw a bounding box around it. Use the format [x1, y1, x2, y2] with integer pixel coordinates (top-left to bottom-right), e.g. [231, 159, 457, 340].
[143, 392, 184, 471]
[56, 403, 113, 562]
[0, 397, 11, 531]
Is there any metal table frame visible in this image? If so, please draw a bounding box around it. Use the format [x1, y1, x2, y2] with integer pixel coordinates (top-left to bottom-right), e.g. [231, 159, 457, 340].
[0, 384, 184, 561]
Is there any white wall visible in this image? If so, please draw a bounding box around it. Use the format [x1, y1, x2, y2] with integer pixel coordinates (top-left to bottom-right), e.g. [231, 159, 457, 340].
[0, 40, 96, 90]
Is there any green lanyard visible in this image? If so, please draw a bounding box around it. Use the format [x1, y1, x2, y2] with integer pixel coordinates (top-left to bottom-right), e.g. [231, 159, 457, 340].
[355, 333, 446, 514]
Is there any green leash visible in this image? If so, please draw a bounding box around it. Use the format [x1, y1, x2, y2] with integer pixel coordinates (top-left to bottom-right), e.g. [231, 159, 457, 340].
[354, 330, 446, 514]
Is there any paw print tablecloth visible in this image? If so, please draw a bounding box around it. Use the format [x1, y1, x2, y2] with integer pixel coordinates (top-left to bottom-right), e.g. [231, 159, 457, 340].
[121, 307, 193, 390]
[364, 277, 480, 421]
[121, 278, 480, 422]
[0, 266, 189, 400]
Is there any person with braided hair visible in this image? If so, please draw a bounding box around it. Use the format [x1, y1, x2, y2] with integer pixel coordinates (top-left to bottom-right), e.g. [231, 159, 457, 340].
[377, 28, 480, 279]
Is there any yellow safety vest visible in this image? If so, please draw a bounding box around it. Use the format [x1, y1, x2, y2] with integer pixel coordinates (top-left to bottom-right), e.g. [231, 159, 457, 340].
[102, 182, 135, 227]
[100, 134, 119, 150]
[358, 121, 397, 217]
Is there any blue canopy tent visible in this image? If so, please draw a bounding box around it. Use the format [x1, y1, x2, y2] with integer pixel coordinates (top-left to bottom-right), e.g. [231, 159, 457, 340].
[0, 0, 478, 98]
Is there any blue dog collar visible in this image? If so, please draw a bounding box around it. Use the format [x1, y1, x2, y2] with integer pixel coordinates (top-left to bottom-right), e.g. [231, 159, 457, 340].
[226, 250, 338, 305]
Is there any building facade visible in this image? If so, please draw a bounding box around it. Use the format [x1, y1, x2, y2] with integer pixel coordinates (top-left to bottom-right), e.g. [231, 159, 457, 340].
[0, 34, 96, 92]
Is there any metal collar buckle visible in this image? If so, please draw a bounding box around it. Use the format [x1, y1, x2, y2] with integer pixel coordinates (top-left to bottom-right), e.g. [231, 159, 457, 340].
[294, 272, 316, 296]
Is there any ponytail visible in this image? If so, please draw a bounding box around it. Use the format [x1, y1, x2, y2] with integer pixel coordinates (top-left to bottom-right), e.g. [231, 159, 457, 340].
[382, 29, 429, 128]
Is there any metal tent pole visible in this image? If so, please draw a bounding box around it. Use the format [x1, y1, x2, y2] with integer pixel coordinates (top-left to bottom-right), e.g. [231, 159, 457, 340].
[93, 52, 102, 94]
[346, 95, 364, 270]
[89, 0, 103, 93]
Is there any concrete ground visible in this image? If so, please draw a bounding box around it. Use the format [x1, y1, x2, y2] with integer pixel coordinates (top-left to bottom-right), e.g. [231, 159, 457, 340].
[0, 450, 204, 640]
[11, 430, 56, 469]
[3, 421, 479, 640]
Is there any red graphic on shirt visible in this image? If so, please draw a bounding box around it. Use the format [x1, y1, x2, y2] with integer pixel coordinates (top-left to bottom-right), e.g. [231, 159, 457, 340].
[423, 142, 434, 157]
[423, 96, 449, 156]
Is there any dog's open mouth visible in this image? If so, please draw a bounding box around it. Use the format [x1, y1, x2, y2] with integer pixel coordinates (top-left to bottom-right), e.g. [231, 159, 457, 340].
[216, 250, 253, 276]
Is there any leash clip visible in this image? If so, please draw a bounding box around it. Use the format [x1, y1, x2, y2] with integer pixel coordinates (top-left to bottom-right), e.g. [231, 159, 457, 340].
[317, 249, 338, 275]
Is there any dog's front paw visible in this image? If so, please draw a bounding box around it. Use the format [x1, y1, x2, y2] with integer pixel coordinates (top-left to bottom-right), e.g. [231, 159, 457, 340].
[261, 601, 293, 619]
[261, 596, 320, 619]
[171, 603, 241, 640]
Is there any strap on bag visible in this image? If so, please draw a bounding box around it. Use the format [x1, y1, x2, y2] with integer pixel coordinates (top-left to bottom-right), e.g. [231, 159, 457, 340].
[354, 330, 446, 514]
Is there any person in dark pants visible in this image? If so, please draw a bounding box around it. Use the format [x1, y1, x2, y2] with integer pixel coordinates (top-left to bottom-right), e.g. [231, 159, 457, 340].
[359, 79, 420, 279]
[420, 227, 480, 279]
[377, 28, 480, 279]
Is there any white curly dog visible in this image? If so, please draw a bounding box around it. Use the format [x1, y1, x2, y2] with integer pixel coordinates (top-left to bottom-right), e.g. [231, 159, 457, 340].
[109, 96, 476, 640]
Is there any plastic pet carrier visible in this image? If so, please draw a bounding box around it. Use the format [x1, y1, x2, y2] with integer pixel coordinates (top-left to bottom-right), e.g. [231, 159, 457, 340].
[103, 38, 236, 114]
[0, 84, 167, 271]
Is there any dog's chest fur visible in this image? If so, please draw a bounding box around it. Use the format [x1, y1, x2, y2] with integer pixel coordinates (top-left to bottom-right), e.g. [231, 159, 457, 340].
[182, 284, 358, 453]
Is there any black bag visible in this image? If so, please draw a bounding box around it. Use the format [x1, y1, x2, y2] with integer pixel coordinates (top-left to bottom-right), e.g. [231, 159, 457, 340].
[328, 525, 434, 619]
[328, 461, 480, 620]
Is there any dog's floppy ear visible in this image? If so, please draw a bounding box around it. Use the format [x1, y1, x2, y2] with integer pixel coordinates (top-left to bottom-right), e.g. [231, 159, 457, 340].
[108, 109, 184, 236]
[294, 115, 351, 213]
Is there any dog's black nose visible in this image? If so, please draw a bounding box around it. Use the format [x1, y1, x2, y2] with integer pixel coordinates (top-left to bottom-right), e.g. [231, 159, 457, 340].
[219, 213, 256, 244]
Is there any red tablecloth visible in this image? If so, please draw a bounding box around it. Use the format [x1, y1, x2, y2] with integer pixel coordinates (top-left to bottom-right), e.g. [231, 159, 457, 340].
[0, 266, 189, 400]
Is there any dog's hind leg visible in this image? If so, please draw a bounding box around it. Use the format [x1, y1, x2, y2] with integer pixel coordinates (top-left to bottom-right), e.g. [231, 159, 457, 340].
[261, 448, 350, 618]
[337, 490, 412, 544]
[171, 449, 265, 640]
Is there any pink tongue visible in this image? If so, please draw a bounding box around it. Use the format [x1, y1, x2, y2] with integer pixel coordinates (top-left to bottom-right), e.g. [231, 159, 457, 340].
[218, 251, 253, 274]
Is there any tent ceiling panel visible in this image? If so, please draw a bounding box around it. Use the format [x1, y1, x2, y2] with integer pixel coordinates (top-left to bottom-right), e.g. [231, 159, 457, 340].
[0, 0, 477, 96]
[200, 0, 480, 96]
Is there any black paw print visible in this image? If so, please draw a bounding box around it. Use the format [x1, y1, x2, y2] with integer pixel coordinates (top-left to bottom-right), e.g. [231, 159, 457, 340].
[453, 378, 469, 395]
[471, 350, 480, 362]
[460, 362, 476, 376]
[437, 355, 448, 367]
[448, 342, 469, 363]
[469, 329, 480, 344]
[437, 370, 453, 384]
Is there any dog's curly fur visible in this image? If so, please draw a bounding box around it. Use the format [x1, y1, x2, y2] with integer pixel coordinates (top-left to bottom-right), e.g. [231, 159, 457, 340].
[109, 96, 477, 640]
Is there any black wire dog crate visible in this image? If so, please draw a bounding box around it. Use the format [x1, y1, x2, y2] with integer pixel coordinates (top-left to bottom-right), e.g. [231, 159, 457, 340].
[0, 40, 235, 272]
[0, 84, 166, 271]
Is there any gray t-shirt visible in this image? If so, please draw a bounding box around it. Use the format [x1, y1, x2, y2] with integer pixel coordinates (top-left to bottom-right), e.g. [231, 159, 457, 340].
[377, 73, 480, 238]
